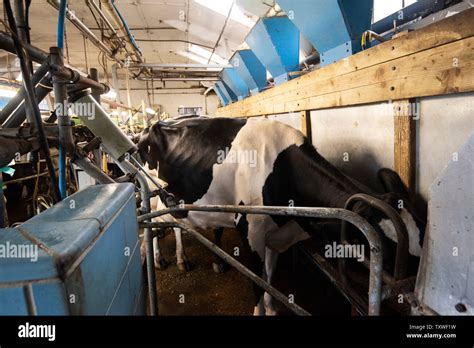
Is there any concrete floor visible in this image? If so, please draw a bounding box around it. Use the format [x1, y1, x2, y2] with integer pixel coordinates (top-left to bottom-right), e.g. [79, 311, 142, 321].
[150, 228, 351, 316]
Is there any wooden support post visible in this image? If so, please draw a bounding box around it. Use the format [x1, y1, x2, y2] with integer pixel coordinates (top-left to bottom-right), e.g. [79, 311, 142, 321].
[300, 110, 312, 143]
[393, 99, 417, 202]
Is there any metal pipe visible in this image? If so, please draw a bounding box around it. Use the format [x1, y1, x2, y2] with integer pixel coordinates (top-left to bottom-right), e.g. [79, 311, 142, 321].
[0, 31, 111, 94]
[72, 157, 115, 184]
[134, 38, 214, 50]
[23, 284, 37, 315]
[339, 193, 409, 282]
[3, 77, 53, 128]
[89, 67, 101, 102]
[300, 51, 320, 67]
[111, 63, 123, 104]
[13, 0, 34, 124]
[118, 159, 158, 315]
[145, 221, 311, 316]
[130, 63, 231, 70]
[0, 60, 50, 125]
[141, 77, 220, 82]
[297, 244, 370, 314]
[47, 0, 123, 65]
[138, 204, 383, 316]
[128, 155, 176, 207]
[51, 47, 74, 199]
[381, 276, 416, 300]
[125, 68, 132, 119]
[55, 0, 70, 202]
[87, 0, 118, 37]
[0, 172, 7, 228]
[0, 31, 48, 63]
[13, 0, 28, 43]
[371, 0, 445, 34]
[3, 0, 61, 203]
[49, 64, 110, 94]
[100, 0, 143, 63]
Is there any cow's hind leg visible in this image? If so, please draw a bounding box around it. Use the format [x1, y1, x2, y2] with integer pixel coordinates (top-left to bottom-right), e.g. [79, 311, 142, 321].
[175, 227, 190, 271]
[263, 247, 279, 315]
[153, 235, 168, 269]
[252, 252, 266, 316]
[212, 227, 227, 273]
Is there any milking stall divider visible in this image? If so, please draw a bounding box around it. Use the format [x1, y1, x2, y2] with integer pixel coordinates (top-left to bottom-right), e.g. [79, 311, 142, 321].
[0, 0, 472, 316]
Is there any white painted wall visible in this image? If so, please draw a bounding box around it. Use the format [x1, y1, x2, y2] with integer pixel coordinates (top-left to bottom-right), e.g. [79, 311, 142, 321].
[417, 93, 474, 200]
[117, 89, 219, 117]
[267, 93, 474, 202]
[309, 103, 395, 191]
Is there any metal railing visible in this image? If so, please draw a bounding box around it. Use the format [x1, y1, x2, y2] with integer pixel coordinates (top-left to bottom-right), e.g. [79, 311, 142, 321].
[138, 204, 384, 316]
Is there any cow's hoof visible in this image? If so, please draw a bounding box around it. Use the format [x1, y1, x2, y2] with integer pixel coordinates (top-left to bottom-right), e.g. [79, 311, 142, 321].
[212, 262, 227, 274]
[155, 258, 168, 270]
[253, 306, 264, 316]
[265, 308, 278, 316]
[177, 260, 191, 272]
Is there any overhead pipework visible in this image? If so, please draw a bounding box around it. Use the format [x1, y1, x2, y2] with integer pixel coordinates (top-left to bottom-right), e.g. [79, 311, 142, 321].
[47, 0, 124, 65]
[100, 0, 144, 63]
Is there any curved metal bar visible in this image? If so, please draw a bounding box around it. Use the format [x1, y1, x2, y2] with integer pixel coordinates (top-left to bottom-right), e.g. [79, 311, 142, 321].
[142, 220, 311, 316]
[138, 204, 383, 315]
[339, 193, 409, 282]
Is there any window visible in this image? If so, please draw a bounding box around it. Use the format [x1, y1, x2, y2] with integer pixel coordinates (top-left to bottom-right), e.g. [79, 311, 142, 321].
[178, 106, 203, 116]
[373, 0, 418, 22]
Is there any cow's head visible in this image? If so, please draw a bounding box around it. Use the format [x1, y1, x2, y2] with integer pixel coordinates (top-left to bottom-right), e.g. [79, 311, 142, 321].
[351, 191, 424, 258]
[135, 126, 156, 170]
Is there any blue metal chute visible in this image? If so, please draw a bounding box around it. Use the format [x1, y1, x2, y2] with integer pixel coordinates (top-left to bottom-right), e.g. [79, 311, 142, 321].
[277, 0, 373, 66]
[220, 68, 249, 101]
[245, 16, 300, 85]
[230, 50, 267, 95]
[214, 82, 230, 106]
[214, 81, 237, 106]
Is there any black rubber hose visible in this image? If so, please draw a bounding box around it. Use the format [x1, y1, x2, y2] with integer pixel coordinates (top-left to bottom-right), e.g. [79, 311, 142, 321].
[4, 0, 61, 203]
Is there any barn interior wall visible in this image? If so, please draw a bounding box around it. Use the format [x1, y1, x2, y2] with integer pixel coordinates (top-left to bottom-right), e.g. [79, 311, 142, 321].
[269, 92, 474, 202]
[417, 93, 474, 200]
[118, 90, 219, 117]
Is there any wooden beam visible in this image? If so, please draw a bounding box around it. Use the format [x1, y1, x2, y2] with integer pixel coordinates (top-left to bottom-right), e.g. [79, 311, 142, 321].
[300, 110, 312, 143]
[393, 100, 417, 202]
[216, 9, 474, 118]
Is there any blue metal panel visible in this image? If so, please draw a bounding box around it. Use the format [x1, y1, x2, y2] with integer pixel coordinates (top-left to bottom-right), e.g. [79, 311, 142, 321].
[0, 183, 145, 315]
[127, 241, 144, 311]
[245, 16, 300, 85]
[230, 50, 267, 95]
[0, 287, 29, 315]
[221, 68, 249, 100]
[214, 83, 230, 106]
[66, 203, 131, 314]
[215, 80, 237, 106]
[277, 0, 373, 66]
[0, 228, 57, 283]
[32, 282, 69, 315]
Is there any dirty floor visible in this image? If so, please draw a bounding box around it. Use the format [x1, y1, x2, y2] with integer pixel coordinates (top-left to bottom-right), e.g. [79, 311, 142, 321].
[149, 228, 351, 316]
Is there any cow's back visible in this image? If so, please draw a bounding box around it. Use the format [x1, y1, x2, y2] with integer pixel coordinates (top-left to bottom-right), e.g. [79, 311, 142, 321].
[187, 119, 306, 229]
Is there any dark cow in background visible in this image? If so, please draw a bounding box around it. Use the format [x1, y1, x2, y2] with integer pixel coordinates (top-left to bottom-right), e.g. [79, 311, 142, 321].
[137, 117, 424, 315]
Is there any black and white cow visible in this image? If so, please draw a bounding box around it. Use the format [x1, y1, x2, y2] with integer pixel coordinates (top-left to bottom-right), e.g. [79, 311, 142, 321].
[137, 116, 423, 315]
